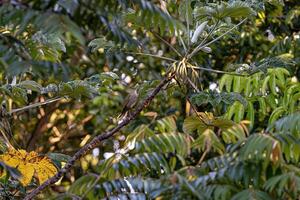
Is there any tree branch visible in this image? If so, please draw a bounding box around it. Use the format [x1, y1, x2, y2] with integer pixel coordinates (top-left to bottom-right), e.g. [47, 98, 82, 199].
[24, 73, 175, 200]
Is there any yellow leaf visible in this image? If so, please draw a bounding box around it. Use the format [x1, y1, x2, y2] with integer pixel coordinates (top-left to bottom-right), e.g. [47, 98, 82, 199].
[33, 157, 57, 184]
[18, 162, 35, 186]
[0, 148, 57, 186]
[0, 149, 22, 168]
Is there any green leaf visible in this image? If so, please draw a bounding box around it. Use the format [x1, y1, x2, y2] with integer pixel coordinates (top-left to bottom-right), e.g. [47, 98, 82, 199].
[239, 134, 282, 167]
[264, 172, 300, 196]
[155, 115, 177, 133]
[88, 37, 114, 53]
[231, 189, 273, 200]
[267, 113, 300, 136]
[135, 133, 191, 157]
[48, 153, 71, 168]
[98, 152, 171, 180]
[268, 106, 286, 125]
[195, 1, 255, 19]
[19, 80, 42, 93]
[11, 86, 28, 105]
[192, 129, 225, 154]
[68, 173, 97, 195]
[183, 116, 208, 134]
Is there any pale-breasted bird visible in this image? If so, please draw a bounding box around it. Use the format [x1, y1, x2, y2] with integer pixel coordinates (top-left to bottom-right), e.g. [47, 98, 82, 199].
[118, 89, 138, 119]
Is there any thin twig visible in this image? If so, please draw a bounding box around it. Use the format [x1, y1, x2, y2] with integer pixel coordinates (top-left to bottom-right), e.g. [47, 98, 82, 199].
[125, 52, 177, 62]
[187, 18, 247, 59]
[151, 31, 183, 57]
[24, 73, 175, 200]
[9, 97, 64, 115]
[186, 98, 208, 126]
[187, 63, 248, 77]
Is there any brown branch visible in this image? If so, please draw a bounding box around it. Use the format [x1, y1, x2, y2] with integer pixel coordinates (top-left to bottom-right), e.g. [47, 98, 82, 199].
[26, 102, 58, 151]
[24, 73, 175, 200]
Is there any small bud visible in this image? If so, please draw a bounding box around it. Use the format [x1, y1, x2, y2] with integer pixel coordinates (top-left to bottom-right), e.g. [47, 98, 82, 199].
[191, 21, 208, 44]
[200, 46, 212, 53]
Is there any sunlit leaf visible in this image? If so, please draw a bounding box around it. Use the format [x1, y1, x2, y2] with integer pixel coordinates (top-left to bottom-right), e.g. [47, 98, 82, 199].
[0, 149, 57, 186]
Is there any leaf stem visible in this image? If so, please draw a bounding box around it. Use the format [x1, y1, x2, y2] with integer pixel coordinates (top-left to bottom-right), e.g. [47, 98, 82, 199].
[197, 149, 208, 165]
[187, 63, 248, 77]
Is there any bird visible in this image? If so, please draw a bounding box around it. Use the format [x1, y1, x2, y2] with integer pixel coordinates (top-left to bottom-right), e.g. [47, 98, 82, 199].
[118, 88, 138, 120]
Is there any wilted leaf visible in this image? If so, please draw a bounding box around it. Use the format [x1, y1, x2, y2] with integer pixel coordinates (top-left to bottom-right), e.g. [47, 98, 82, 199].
[0, 149, 57, 186]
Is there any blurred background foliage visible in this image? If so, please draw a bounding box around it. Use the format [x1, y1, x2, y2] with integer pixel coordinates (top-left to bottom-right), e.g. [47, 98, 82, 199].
[0, 0, 299, 199]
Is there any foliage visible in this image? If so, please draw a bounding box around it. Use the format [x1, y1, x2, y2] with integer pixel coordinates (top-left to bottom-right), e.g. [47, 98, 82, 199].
[0, 0, 299, 199]
[219, 67, 299, 127]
